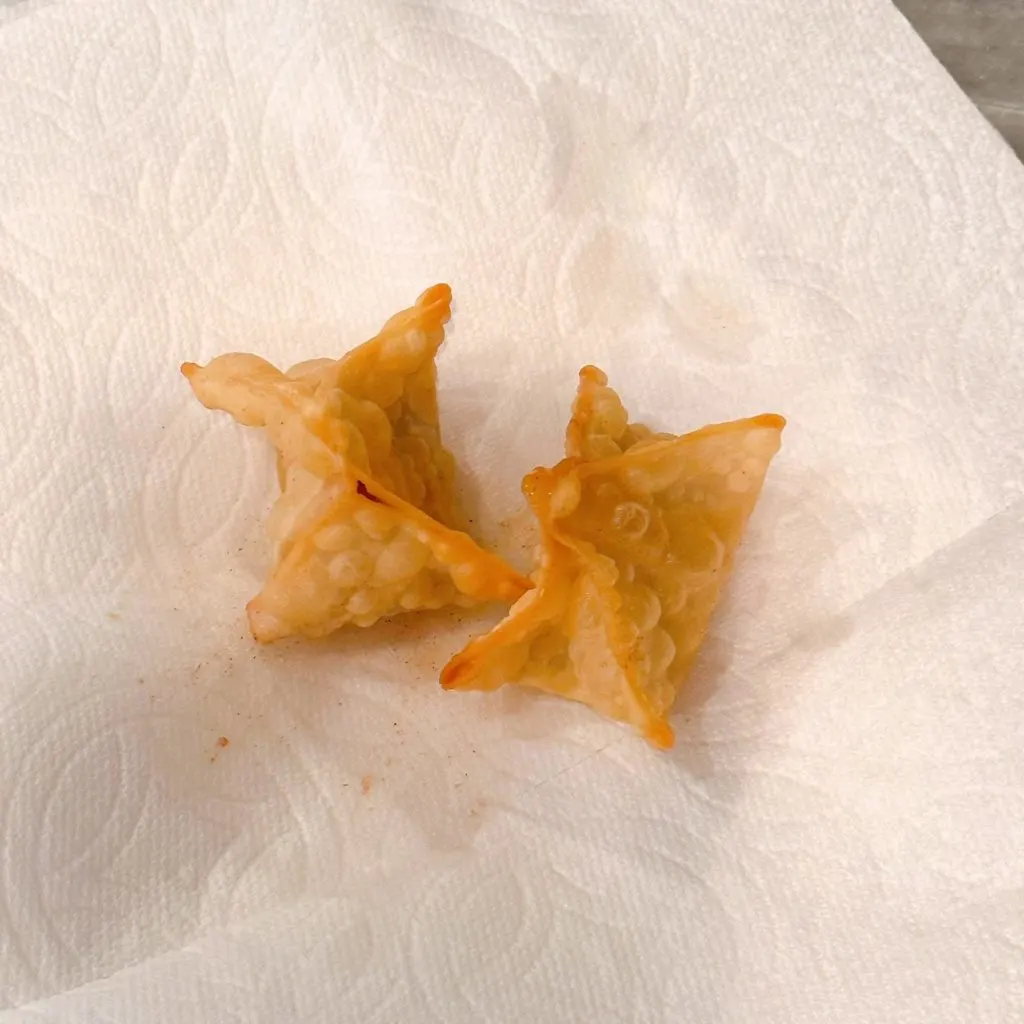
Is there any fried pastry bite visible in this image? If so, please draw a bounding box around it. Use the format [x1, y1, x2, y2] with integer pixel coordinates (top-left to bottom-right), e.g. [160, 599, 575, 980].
[182, 285, 530, 641]
[442, 367, 784, 748]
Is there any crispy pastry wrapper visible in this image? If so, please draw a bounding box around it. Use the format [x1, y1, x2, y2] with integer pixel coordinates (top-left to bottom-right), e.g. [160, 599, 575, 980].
[182, 285, 530, 641]
[443, 367, 784, 748]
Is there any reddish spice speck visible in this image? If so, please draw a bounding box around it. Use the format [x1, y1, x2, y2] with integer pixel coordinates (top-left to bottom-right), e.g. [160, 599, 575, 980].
[356, 481, 385, 505]
[216, 736, 230, 748]
[361, 774, 373, 796]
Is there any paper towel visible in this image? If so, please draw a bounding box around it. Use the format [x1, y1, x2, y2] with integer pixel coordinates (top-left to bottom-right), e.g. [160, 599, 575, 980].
[0, 0, 1021, 1020]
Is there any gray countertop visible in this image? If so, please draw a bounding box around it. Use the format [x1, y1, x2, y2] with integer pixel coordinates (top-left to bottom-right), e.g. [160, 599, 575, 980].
[894, 0, 1024, 158]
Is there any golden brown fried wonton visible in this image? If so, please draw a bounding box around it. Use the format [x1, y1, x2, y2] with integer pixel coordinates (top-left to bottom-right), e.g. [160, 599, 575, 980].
[442, 366, 784, 748]
[182, 285, 530, 642]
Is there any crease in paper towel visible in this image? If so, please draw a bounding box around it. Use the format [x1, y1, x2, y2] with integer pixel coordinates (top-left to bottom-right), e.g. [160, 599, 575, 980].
[0, 0, 1022, 1020]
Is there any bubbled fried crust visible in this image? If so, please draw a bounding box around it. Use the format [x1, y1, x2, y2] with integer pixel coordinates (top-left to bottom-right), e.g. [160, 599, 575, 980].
[308, 284, 460, 528]
[442, 369, 784, 749]
[183, 285, 460, 528]
[182, 285, 530, 642]
[248, 469, 530, 642]
[566, 365, 675, 461]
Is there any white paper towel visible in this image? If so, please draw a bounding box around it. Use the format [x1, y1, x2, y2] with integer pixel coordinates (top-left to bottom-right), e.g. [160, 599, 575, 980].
[0, 0, 1022, 1020]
